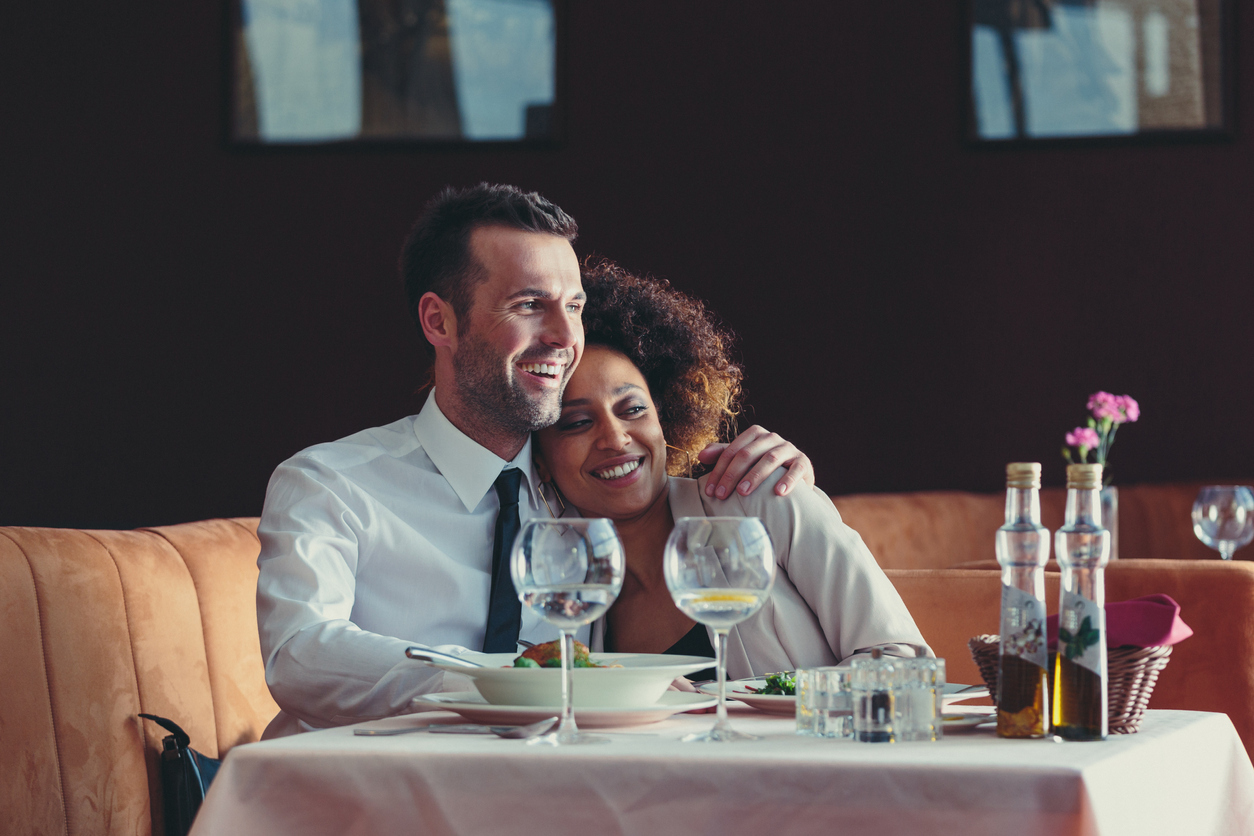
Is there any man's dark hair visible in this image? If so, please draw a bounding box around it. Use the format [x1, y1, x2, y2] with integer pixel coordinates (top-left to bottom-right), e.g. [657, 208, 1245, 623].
[400, 183, 578, 350]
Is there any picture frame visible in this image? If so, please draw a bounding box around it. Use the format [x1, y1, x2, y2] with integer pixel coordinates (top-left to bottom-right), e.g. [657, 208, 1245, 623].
[963, 0, 1233, 146]
[228, 0, 563, 147]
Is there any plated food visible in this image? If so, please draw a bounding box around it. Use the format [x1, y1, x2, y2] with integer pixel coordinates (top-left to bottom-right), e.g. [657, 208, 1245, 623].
[702, 677, 990, 715]
[750, 672, 797, 696]
[511, 639, 612, 668]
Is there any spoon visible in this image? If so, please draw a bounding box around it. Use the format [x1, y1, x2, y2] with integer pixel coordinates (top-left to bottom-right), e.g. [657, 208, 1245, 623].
[404, 646, 485, 668]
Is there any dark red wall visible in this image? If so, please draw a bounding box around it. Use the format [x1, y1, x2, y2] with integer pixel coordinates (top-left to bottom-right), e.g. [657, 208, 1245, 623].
[4, 3, 1252, 529]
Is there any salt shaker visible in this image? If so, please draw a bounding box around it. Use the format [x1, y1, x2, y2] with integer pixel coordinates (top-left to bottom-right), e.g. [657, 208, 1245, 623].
[852, 648, 896, 743]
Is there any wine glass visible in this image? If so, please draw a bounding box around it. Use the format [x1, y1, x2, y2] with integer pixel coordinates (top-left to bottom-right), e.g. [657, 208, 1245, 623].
[1192, 486, 1254, 560]
[511, 518, 625, 745]
[664, 516, 776, 742]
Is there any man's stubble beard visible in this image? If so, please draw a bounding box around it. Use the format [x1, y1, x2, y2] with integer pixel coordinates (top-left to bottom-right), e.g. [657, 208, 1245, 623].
[452, 332, 570, 439]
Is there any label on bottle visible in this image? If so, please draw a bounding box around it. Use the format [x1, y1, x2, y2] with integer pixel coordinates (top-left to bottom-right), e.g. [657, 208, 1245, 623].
[999, 585, 1047, 668]
[1057, 590, 1105, 676]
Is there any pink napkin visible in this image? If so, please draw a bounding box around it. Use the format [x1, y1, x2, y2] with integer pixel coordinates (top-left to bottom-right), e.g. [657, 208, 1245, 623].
[1046, 594, 1193, 650]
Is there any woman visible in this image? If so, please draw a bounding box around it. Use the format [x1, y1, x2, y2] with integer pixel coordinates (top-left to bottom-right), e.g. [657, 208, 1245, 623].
[533, 260, 929, 678]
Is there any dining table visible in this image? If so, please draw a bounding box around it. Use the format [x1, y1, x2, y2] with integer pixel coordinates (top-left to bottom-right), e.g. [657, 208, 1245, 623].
[190, 706, 1254, 836]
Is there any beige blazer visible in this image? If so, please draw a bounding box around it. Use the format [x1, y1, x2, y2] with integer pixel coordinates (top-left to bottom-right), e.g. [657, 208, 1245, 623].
[667, 473, 931, 679]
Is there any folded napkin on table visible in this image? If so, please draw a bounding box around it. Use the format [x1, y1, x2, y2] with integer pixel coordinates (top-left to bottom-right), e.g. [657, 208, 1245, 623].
[1046, 594, 1193, 650]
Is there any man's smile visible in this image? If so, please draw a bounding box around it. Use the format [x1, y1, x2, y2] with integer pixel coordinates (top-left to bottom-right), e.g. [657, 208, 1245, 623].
[517, 361, 566, 380]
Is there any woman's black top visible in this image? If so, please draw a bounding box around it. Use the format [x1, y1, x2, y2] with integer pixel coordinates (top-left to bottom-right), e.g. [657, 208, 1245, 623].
[664, 622, 716, 681]
[604, 621, 717, 681]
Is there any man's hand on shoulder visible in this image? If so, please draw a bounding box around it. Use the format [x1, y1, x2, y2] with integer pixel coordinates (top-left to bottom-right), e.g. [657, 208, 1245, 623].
[696, 425, 815, 500]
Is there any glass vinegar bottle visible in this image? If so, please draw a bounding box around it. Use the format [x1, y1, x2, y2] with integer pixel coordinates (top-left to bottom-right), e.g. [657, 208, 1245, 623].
[1052, 463, 1110, 740]
[995, 462, 1051, 738]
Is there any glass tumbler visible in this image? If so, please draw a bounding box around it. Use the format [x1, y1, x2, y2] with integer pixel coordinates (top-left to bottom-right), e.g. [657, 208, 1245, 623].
[895, 657, 945, 742]
[796, 667, 854, 738]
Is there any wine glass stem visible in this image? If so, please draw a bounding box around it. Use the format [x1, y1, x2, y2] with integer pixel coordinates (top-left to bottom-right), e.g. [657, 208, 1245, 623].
[1221, 543, 1235, 561]
[713, 628, 731, 734]
[557, 629, 578, 735]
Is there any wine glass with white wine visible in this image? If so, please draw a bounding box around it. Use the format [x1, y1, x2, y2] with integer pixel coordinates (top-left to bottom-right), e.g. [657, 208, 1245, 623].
[511, 518, 625, 745]
[664, 516, 775, 742]
[1192, 486, 1254, 560]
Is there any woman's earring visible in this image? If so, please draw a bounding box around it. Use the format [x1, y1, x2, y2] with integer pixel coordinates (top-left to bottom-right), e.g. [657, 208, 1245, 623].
[666, 444, 694, 477]
[540, 481, 567, 517]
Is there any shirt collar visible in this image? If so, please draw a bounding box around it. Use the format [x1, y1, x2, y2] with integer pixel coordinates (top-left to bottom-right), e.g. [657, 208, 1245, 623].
[413, 389, 541, 513]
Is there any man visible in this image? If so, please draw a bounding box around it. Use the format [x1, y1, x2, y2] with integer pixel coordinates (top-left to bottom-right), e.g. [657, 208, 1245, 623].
[257, 184, 812, 736]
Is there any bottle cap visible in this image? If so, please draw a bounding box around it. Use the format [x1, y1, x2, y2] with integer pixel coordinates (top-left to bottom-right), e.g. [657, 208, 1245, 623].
[1006, 462, 1041, 489]
[1066, 463, 1103, 490]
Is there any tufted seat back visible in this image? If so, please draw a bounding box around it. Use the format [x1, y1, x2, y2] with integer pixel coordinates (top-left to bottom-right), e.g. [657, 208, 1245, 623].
[0, 519, 277, 836]
[834, 481, 1240, 570]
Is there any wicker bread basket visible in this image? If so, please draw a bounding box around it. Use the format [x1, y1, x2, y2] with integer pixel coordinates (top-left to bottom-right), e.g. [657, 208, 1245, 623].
[968, 634, 1173, 734]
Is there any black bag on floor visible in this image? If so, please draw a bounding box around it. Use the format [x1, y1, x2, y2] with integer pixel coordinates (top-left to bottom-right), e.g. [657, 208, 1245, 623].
[139, 713, 222, 836]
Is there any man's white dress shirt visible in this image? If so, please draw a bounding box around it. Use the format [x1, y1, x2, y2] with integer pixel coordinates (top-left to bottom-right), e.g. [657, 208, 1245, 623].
[256, 391, 582, 736]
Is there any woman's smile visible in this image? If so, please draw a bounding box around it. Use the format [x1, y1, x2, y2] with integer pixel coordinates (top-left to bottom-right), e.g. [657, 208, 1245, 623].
[591, 456, 643, 482]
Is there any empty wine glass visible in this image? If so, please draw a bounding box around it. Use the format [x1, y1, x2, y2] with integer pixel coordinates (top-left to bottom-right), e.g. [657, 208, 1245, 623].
[664, 516, 775, 742]
[511, 518, 624, 745]
[1192, 486, 1254, 560]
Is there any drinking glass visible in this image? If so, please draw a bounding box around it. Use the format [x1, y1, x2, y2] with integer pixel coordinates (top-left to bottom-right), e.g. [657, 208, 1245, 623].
[895, 657, 945, 742]
[511, 518, 625, 745]
[796, 667, 854, 738]
[664, 516, 775, 742]
[1192, 486, 1254, 560]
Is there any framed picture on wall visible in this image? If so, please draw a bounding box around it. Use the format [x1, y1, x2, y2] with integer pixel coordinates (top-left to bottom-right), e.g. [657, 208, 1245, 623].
[964, 0, 1232, 144]
[229, 0, 562, 145]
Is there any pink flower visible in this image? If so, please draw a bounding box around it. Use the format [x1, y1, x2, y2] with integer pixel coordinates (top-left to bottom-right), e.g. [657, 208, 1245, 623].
[1116, 395, 1140, 423]
[1087, 391, 1121, 421]
[1088, 391, 1140, 424]
[1066, 427, 1101, 450]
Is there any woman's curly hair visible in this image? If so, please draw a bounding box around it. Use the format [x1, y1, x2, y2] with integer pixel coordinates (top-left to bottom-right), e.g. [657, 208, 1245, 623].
[580, 259, 743, 476]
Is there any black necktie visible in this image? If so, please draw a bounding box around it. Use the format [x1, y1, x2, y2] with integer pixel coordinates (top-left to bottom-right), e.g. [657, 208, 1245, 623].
[483, 467, 523, 652]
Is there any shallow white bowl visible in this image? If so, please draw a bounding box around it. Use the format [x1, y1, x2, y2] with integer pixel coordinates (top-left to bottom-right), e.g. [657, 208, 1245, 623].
[411, 690, 717, 726]
[421, 652, 714, 708]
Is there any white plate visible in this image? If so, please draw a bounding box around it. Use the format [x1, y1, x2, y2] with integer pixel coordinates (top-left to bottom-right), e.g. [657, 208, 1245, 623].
[942, 712, 996, 732]
[701, 679, 990, 715]
[416, 652, 714, 708]
[709, 681, 794, 715]
[409, 690, 717, 728]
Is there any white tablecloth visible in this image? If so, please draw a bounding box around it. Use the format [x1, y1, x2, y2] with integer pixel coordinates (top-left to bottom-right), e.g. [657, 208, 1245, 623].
[191, 709, 1254, 836]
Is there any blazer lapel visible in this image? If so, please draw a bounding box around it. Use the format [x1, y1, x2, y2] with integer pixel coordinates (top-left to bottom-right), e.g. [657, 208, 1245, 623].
[666, 477, 756, 679]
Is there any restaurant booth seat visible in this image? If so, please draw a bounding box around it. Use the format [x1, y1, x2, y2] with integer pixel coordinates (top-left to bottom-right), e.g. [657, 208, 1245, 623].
[1, 519, 278, 836]
[4, 482, 1253, 835]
